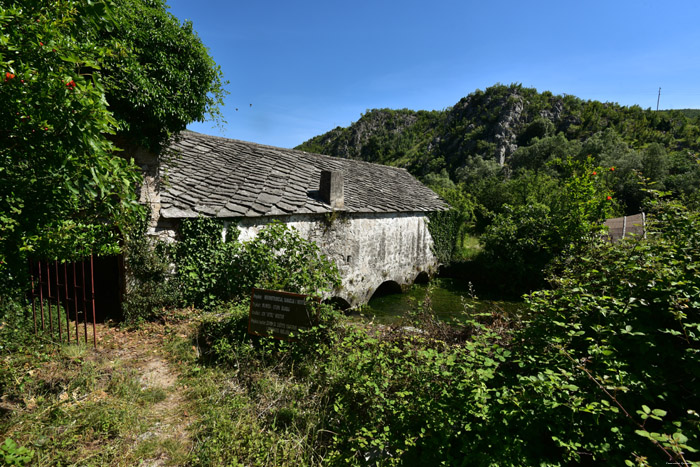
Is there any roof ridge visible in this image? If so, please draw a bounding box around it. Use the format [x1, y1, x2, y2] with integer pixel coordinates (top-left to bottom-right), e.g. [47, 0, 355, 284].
[179, 130, 411, 174]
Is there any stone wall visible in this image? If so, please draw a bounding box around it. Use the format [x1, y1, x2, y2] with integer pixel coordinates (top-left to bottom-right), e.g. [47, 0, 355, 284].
[146, 208, 439, 307]
[133, 141, 442, 307]
[225, 212, 439, 307]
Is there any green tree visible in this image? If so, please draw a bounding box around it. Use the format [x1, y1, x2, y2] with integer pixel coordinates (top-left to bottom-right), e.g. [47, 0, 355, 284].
[641, 142, 669, 187]
[480, 158, 613, 290]
[510, 133, 581, 173]
[0, 0, 142, 292]
[94, 0, 227, 151]
[0, 0, 226, 294]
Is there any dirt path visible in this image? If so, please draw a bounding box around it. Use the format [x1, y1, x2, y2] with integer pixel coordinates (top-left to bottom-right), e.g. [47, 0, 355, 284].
[94, 322, 194, 465]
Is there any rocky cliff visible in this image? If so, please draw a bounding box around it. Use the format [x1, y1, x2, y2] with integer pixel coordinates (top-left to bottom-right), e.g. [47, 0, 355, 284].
[296, 84, 697, 180]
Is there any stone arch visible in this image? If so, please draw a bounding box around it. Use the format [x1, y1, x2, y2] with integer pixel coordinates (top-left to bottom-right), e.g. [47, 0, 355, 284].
[414, 271, 430, 284]
[369, 280, 403, 301]
[324, 296, 352, 311]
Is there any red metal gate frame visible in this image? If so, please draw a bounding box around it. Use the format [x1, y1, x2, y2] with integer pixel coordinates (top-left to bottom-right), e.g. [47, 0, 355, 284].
[28, 255, 97, 348]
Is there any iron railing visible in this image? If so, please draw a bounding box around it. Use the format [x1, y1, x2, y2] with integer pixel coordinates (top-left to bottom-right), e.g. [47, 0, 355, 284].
[28, 256, 97, 348]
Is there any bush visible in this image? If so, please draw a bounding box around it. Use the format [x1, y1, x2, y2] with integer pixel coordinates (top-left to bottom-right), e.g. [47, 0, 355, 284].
[480, 158, 613, 291]
[171, 217, 237, 309]
[121, 222, 181, 324]
[0, 299, 35, 380]
[196, 301, 252, 367]
[172, 219, 340, 309]
[507, 199, 700, 464]
[321, 324, 509, 465]
[231, 221, 341, 296]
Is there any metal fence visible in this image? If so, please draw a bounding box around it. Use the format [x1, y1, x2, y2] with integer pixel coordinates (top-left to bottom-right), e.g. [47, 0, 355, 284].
[28, 256, 98, 348]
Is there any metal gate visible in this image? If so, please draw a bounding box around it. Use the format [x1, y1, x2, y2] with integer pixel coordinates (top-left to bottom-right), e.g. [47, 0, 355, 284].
[28, 256, 98, 348]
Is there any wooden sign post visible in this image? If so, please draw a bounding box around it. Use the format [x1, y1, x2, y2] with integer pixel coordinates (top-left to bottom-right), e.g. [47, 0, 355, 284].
[248, 288, 320, 340]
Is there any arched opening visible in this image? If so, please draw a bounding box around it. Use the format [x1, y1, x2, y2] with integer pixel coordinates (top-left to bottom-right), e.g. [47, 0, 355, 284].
[414, 271, 430, 284]
[324, 296, 352, 311]
[369, 280, 403, 301]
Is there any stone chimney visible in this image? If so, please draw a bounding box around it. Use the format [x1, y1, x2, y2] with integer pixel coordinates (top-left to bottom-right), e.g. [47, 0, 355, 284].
[320, 170, 344, 209]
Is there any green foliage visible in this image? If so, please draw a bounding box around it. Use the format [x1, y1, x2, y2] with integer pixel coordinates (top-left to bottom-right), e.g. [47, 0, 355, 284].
[93, 0, 228, 151]
[480, 202, 556, 289]
[454, 155, 502, 186]
[480, 158, 613, 290]
[189, 298, 345, 465]
[196, 301, 252, 366]
[121, 220, 181, 324]
[0, 299, 36, 355]
[172, 219, 341, 309]
[424, 171, 477, 261]
[0, 0, 226, 296]
[511, 133, 582, 173]
[232, 221, 341, 296]
[427, 209, 464, 264]
[0, 0, 144, 293]
[0, 438, 34, 466]
[171, 217, 237, 309]
[506, 199, 700, 464]
[321, 321, 510, 465]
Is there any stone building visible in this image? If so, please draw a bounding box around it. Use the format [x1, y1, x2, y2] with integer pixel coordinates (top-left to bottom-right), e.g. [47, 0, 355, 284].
[142, 131, 448, 307]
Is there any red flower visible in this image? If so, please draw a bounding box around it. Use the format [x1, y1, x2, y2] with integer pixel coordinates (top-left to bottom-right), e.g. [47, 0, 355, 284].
[610, 167, 615, 171]
[592, 171, 597, 176]
[606, 196, 612, 201]
[39, 42, 43, 46]
[66, 80, 76, 90]
[4, 72, 15, 81]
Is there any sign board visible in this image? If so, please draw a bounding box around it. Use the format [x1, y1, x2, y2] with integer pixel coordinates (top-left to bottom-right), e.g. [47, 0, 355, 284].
[248, 288, 319, 340]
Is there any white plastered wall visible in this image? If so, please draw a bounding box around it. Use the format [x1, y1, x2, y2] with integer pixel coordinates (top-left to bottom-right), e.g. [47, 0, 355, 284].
[226, 212, 438, 307]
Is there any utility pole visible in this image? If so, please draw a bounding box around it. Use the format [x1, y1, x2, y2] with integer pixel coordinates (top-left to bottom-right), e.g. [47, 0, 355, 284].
[656, 87, 661, 111]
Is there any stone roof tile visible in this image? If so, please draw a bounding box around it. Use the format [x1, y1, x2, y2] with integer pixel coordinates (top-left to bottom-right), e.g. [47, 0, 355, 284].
[160, 131, 448, 219]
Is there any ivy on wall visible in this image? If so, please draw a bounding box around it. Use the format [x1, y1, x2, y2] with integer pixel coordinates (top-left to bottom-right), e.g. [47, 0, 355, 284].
[426, 210, 463, 264]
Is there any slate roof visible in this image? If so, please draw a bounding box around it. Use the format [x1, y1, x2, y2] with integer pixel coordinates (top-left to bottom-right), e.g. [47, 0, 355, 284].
[159, 131, 448, 219]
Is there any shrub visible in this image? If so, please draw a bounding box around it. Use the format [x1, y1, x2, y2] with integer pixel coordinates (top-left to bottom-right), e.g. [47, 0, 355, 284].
[121, 221, 181, 324]
[231, 221, 341, 297]
[508, 199, 700, 464]
[172, 219, 340, 309]
[171, 217, 237, 309]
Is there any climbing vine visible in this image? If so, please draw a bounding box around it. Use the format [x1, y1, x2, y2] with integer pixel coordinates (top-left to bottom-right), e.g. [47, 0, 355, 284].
[426, 209, 463, 264]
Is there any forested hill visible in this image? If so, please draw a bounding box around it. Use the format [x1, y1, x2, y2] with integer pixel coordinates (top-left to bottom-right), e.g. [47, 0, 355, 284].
[296, 84, 700, 181]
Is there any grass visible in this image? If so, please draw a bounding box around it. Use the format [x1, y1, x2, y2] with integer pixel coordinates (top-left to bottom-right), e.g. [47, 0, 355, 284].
[1, 292, 525, 466]
[455, 234, 482, 260]
[0, 314, 197, 466]
[163, 309, 329, 466]
[1, 354, 144, 465]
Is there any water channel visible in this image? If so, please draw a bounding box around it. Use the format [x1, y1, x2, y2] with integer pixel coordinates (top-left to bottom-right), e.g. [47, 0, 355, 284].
[358, 277, 524, 325]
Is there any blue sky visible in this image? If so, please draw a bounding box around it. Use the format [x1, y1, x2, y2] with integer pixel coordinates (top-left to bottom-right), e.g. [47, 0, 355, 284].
[166, 0, 700, 149]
